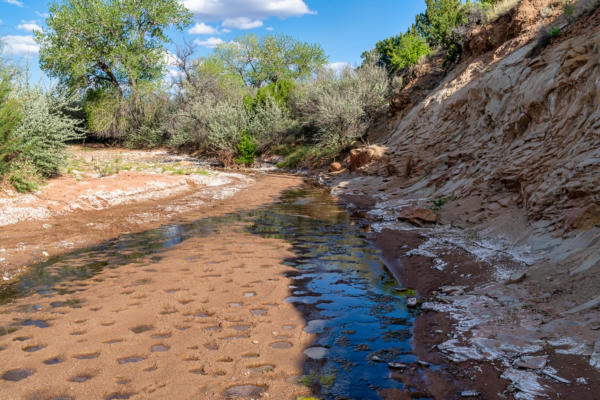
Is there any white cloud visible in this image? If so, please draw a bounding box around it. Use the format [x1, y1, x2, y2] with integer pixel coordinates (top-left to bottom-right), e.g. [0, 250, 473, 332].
[182, 0, 314, 29]
[35, 11, 50, 18]
[1, 35, 39, 56]
[193, 36, 224, 48]
[17, 21, 43, 32]
[164, 51, 180, 68]
[4, 0, 24, 7]
[222, 17, 263, 30]
[265, 26, 274, 31]
[327, 62, 352, 75]
[189, 22, 217, 35]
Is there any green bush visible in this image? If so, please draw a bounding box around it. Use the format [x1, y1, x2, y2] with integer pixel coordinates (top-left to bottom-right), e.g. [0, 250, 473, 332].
[0, 68, 22, 178]
[390, 32, 431, 70]
[13, 86, 84, 178]
[235, 131, 257, 166]
[362, 28, 430, 72]
[0, 66, 84, 191]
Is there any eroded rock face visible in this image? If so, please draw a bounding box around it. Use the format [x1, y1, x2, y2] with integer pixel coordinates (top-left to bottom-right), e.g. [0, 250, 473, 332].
[381, 6, 600, 232]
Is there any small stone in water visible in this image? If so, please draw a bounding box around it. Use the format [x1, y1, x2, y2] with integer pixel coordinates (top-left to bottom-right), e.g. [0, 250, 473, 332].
[407, 297, 418, 307]
[303, 347, 328, 360]
[388, 362, 407, 369]
[460, 390, 480, 397]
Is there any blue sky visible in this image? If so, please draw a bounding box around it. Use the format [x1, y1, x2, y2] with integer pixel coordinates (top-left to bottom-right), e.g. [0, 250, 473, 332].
[1, 0, 426, 83]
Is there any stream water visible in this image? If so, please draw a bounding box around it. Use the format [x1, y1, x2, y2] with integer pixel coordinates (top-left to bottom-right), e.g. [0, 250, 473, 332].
[1, 186, 422, 399]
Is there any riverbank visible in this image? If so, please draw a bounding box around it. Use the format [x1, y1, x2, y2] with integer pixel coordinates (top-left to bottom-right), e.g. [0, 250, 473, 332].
[0, 146, 302, 281]
[326, 171, 600, 400]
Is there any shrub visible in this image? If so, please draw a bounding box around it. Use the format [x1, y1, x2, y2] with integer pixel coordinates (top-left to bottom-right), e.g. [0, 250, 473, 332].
[390, 32, 431, 70]
[0, 67, 84, 192]
[168, 92, 249, 152]
[13, 86, 84, 178]
[293, 63, 390, 150]
[0, 68, 22, 178]
[548, 26, 561, 38]
[246, 95, 296, 149]
[234, 130, 257, 166]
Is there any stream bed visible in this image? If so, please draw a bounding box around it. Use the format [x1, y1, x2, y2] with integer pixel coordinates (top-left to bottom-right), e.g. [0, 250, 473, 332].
[0, 186, 424, 399]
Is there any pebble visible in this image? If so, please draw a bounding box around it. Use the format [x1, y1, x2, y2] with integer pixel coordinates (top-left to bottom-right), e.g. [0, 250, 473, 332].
[576, 377, 588, 384]
[388, 362, 408, 369]
[407, 297, 418, 307]
[42, 251, 49, 257]
[460, 390, 480, 397]
[417, 360, 431, 368]
[303, 347, 328, 360]
[506, 272, 526, 284]
[252, 340, 259, 344]
[514, 355, 547, 370]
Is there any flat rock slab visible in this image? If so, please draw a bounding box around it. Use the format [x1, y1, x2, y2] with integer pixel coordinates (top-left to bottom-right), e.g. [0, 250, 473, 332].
[514, 355, 548, 370]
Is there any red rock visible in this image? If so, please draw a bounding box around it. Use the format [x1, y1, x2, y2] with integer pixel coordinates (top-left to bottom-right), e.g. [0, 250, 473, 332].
[329, 162, 343, 172]
[397, 208, 438, 226]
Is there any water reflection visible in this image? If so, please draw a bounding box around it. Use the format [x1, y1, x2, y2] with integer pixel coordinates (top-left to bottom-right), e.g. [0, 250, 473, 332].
[0, 186, 416, 399]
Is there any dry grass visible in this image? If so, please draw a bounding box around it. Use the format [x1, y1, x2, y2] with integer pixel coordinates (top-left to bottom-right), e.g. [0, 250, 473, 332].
[487, 0, 521, 22]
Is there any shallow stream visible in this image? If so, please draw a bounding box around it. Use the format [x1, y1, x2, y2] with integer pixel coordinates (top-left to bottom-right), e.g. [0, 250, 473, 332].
[1, 185, 422, 399]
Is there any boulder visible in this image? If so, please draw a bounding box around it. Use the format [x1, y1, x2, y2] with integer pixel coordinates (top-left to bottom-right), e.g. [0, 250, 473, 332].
[347, 145, 386, 171]
[329, 162, 343, 172]
[398, 207, 438, 226]
[348, 148, 376, 171]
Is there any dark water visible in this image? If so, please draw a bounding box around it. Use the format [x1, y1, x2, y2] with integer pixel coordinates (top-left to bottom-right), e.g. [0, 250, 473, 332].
[0, 186, 420, 399]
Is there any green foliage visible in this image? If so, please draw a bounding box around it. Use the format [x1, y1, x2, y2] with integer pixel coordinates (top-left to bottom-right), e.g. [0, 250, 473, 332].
[294, 63, 390, 150]
[362, 27, 430, 72]
[0, 68, 22, 177]
[0, 60, 84, 191]
[234, 131, 257, 166]
[13, 86, 84, 178]
[390, 32, 431, 70]
[244, 79, 296, 112]
[36, 0, 192, 94]
[548, 26, 562, 37]
[8, 161, 39, 193]
[214, 33, 328, 88]
[416, 0, 466, 47]
[85, 82, 170, 144]
[36, 0, 191, 142]
[428, 196, 451, 211]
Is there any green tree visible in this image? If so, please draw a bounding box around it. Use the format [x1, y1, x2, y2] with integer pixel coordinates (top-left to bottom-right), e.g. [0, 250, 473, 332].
[363, 26, 430, 72]
[416, 0, 465, 47]
[214, 33, 328, 88]
[415, 0, 467, 62]
[35, 0, 192, 97]
[390, 32, 431, 70]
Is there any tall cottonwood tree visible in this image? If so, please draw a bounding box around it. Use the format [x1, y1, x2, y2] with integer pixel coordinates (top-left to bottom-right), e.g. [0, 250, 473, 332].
[36, 0, 191, 96]
[35, 0, 191, 138]
[213, 33, 328, 88]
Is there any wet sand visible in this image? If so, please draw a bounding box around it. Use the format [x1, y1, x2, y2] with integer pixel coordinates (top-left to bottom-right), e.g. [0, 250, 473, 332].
[1, 172, 303, 280]
[0, 230, 313, 399]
